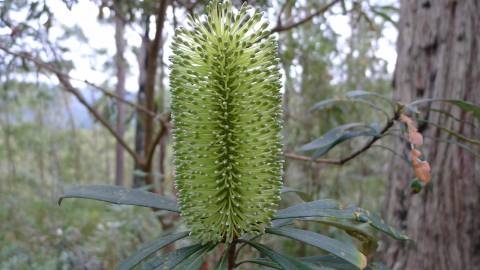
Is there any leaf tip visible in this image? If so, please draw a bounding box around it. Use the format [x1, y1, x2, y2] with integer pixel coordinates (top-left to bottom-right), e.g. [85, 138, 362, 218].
[360, 253, 368, 269]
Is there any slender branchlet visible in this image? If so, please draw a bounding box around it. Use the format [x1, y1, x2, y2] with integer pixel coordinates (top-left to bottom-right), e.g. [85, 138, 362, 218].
[170, 0, 284, 244]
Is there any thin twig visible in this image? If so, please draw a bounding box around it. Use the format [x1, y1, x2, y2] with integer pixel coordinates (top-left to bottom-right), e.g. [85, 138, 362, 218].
[0, 46, 144, 164]
[145, 118, 171, 167]
[0, 46, 163, 120]
[57, 72, 143, 164]
[285, 106, 402, 165]
[271, 0, 341, 33]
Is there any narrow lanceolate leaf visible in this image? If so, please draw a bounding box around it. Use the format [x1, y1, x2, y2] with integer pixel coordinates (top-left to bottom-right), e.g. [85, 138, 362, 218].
[354, 211, 409, 241]
[273, 200, 355, 220]
[408, 98, 480, 119]
[170, 0, 283, 243]
[345, 90, 395, 113]
[299, 123, 380, 159]
[266, 227, 367, 269]
[173, 245, 212, 270]
[58, 185, 179, 212]
[303, 255, 354, 270]
[115, 231, 189, 270]
[238, 258, 282, 269]
[246, 241, 318, 270]
[303, 218, 379, 255]
[274, 200, 408, 241]
[281, 186, 310, 201]
[140, 244, 206, 270]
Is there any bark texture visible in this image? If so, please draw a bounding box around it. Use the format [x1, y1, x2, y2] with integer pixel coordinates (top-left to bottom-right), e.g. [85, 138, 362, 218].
[383, 1, 480, 269]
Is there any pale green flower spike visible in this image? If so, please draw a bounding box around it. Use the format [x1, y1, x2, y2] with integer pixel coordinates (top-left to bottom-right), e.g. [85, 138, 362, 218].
[170, 0, 283, 244]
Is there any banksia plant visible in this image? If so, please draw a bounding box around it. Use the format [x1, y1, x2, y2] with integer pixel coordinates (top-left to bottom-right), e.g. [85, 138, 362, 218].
[169, 0, 283, 244]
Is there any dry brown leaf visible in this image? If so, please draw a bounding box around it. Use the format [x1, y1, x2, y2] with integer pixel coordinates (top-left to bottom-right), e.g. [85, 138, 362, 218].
[400, 114, 423, 146]
[409, 130, 424, 146]
[411, 149, 422, 158]
[410, 149, 431, 183]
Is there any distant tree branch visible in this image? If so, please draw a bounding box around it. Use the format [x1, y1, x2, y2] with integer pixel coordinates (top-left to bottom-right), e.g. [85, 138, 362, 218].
[285, 106, 402, 165]
[271, 0, 341, 33]
[0, 46, 144, 165]
[145, 115, 171, 168]
[174, 0, 200, 16]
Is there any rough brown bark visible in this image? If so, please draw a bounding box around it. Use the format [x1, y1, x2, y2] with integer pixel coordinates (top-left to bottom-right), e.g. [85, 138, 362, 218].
[114, 2, 127, 186]
[383, 1, 480, 269]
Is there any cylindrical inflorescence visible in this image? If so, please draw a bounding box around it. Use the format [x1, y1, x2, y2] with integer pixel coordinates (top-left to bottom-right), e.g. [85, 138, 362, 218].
[170, 0, 283, 244]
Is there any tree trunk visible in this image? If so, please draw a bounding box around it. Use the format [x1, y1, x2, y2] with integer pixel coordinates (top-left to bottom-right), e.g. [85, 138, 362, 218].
[114, 2, 127, 186]
[143, 0, 168, 189]
[133, 15, 149, 188]
[383, 1, 480, 269]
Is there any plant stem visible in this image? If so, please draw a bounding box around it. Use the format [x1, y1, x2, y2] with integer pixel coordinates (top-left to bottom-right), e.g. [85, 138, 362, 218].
[227, 239, 238, 270]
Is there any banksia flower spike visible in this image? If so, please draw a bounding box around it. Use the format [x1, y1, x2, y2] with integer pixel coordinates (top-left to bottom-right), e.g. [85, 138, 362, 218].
[170, 0, 283, 244]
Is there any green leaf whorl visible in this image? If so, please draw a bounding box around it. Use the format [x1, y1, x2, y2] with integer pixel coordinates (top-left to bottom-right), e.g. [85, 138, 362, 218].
[170, 0, 283, 244]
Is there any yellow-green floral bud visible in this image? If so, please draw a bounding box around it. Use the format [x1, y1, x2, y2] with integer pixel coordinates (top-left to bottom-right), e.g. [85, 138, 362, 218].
[170, 0, 283, 244]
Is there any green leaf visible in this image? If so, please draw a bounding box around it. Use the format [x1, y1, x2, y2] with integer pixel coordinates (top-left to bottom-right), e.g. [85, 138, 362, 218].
[429, 108, 477, 128]
[309, 98, 343, 112]
[302, 218, 379, 255]
[416, 119, 480, 146]
[274, 200, 355, 220]
[266, 227, 367, 269]
[281, 186, 311, 201]
[271, 218, 295, 228]
[310, 125, 380, 160]
[173, 244, 211, 270]
[408, 98, 480, 119]
[58, 185, 180, 212]
[140, 244, 206, 270]
[274, 200, 408, 242]
[355, 211, 408, 241]
[310, 98, 390, 117]
[115, 232, 189, 270]
[246, 241, 318, 270]
[345, 90, 390, 103]
[302, 255, 353, 270]
[237, 258, 282, 269]
[299, 123, 377, 153]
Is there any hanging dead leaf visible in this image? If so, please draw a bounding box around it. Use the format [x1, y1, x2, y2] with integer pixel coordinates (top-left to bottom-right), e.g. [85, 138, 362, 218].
[409, 130, 424, 146]
[410, 149, 431, 183]
[399, 114, 423, 146]
[411, 148, 422, 158]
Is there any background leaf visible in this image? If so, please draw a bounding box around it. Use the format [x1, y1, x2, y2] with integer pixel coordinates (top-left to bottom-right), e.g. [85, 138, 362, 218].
[115, 231, 189, 270]
[58, 185, 180, 212]
[246, 241, 317, 270]
[140, 244, 206, 270]
[266, 227, 367, 269]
